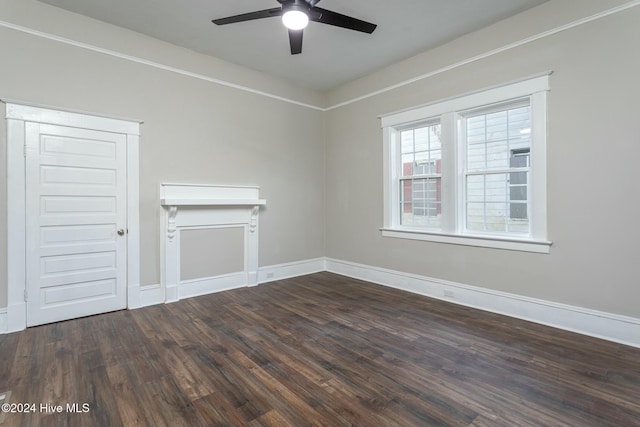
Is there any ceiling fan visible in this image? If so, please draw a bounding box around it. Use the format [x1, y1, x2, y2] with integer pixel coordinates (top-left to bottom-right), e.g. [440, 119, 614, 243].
[212, 0, 377, 55]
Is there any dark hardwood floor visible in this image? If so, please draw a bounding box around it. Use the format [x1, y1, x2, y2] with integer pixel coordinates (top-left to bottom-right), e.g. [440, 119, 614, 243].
[1, 272, 639, 426]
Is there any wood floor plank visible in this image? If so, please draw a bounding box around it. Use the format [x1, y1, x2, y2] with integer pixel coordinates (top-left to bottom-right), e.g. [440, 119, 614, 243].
[191, 392, 247, 427]
[1, 272, 640, 426]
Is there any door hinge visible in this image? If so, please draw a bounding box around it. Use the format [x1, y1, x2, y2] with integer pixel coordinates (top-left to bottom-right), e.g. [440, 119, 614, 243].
[24, 289, 28, 302]
[23, 144, 27, 157]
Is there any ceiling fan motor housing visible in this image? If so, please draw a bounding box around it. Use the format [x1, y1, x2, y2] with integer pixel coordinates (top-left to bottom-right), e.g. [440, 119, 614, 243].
[281, 0, 312, 30]
[213, 0, 376, 54]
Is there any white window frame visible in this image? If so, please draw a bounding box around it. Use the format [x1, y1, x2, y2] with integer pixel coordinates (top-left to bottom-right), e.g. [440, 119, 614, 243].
[380, 74, 551, 253]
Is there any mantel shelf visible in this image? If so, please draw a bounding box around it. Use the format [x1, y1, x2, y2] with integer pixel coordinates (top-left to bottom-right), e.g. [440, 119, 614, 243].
[160, 198, 266, 207]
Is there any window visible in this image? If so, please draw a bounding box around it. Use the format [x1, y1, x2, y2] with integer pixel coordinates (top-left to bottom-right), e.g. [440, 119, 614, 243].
[399, 122, 442, 228]
[381, 75, 550, 253]
[462, 100, 531, 234]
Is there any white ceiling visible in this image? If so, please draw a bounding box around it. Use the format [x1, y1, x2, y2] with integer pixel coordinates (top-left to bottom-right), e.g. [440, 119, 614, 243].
[37, 0, 548, 91]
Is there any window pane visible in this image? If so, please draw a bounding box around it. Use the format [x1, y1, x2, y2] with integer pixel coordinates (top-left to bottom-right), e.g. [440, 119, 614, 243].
[467, 201, 507, 233]
[414, 127, 429, 152]
[510, 170, 527, 186]
[466, 173, 529, 234]
[400, 123, 442, 175]
[414, 151, 429, 166]
[510, 185, 527, 201]
[401, 153, 414, 176]
[466, 104, 531, 171]
[400, 178, 441, 229]
[510, 202, 528, 221]
[401, 130, 414, 154]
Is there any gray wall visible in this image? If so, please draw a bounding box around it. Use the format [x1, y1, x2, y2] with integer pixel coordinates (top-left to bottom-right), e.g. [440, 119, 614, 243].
[0, 0, 325, 307]
[2, 0, 639, 321]
[324, 1, 640, 317]
[180, 227, 245, 281]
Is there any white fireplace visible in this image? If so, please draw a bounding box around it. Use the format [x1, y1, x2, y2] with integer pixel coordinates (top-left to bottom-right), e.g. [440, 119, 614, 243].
[160, 183, 266, 302]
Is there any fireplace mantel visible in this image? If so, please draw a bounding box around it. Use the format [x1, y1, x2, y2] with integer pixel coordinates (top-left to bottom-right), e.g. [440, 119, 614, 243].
[161, 198, 267, 206]
[160, 183, 266, 207]
[160, 183, 266, 302]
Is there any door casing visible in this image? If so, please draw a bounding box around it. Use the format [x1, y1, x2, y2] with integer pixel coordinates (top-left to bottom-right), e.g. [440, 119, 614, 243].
[4, 102, 141, 332]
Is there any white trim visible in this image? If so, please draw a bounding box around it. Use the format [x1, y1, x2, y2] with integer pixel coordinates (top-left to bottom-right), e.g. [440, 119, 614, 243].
[381, 229, 551, 253]
[257, 258, 327, 283]
[160, 184, 265, 303]
[4, 256, 638, 348]
[2, 98, 143, 128]
[327, 1, 640, 111]
[160, 183, 262, 199]
[160, 198, 266, 206]
[126, 257, 326, 311]
[128, 284, 164, 309]
[5, 117, 26, 332]
[160, 183, 266, 208]
[5, 303, 26, 334]
[179, 272, 247, 300]
[126, 133, 141, 309]
[4, 103, 140, 332]
[0, 20, 323, 112]
[325, 258, 640, 349]
[0, 307, 6, 333]
[1, 2, 638, 111]
[5, 102, 140, 134]
[529, 90, 547, 239]
[380, 74, 550, 127]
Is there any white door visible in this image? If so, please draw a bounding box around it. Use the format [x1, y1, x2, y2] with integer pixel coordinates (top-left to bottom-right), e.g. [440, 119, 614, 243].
[25, 122, 128, 326]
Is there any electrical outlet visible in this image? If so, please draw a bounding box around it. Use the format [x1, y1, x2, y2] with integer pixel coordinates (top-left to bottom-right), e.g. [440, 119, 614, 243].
[443, 289, 454, 298]
[266, 272, 274, 279]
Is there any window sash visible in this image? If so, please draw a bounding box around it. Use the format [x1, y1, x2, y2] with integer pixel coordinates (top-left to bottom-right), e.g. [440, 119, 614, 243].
[460, 99, 532, 236]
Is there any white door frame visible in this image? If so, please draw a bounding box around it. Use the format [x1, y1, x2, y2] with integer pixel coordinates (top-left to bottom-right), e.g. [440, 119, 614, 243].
[4, 102, 141, 332]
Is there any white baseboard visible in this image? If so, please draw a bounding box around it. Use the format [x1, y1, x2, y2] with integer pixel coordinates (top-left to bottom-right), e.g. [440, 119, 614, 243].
[137, 284, 164, 308]
[325, 258, 640, 348]
[5, 302, 26, 334]
[127, 284, 141, 309]
[179, 272, 247, 300]
[5, 256, 638, 348]
[257, 257, 326, 284]
[0, 308, 6, 334]
[125, 258, 326, 311]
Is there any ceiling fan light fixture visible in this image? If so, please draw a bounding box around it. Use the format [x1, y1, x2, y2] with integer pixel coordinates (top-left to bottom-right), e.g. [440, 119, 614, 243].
[282, 9, 309, 30]
[212, 0, 377, 55]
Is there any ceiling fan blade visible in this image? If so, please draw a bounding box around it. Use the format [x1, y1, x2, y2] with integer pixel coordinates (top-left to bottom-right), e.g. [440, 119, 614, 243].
[311, 7, 377, 34]
[289, 29, 303, 54]
[212, 8, 282, 25]
[284, 0, 321, 5]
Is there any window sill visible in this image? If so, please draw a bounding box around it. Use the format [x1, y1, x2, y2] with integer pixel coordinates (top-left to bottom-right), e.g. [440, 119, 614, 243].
[380, 228, 551, 253]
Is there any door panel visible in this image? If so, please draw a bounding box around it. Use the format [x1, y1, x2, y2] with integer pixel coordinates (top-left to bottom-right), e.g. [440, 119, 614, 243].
[41, 252, 117, 277]
[26, 122, 127, 326]
[42, 279, 117, 306]
[41, 196, 117, 214]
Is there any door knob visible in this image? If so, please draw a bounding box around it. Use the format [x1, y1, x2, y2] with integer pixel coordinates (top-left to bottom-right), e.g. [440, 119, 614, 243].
[117, 229, 125, 236]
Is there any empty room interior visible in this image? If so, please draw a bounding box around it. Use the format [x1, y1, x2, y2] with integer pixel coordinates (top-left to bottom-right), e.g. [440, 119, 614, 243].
[1, 0, 640, 426]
